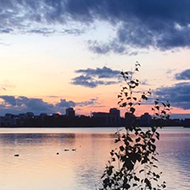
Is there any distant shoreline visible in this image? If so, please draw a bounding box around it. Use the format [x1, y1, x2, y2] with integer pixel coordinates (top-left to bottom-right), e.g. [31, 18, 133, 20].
[0, 125, 186, 128]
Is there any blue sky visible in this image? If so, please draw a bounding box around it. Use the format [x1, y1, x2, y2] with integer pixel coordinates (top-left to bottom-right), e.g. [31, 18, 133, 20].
[0, 0, 190, 118]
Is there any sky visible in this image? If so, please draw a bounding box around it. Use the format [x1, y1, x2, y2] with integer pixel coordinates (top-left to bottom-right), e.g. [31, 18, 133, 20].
[0, 0, 190, 118]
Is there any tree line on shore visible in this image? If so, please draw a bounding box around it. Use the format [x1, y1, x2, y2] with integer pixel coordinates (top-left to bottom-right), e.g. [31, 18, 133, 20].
[0, 112, 189, 127]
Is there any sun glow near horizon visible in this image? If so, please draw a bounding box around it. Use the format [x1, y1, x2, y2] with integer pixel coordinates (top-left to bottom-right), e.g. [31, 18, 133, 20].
[0, 1, 190, 118]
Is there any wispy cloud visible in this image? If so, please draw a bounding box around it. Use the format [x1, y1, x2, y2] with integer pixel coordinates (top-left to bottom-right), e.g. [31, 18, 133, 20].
[72, 66, 121, 88]
[76, 98, 98, 107]
[0, 81, 15, 91]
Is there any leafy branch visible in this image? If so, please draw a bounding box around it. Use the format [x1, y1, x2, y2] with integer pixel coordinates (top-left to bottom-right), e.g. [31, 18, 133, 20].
[99, 63, 170, 190]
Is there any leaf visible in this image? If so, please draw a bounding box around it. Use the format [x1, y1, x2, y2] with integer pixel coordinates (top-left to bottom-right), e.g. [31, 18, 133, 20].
[144, 178, 151, 189]
[107, 166, 113, 176]
[130, 107, 135, 114]
[129, 102, 133, 106]
[134, 176, 140, 181]
[127, 135, 133, 142]
[156, 132, 160, 140]
[155, 106, 160, 110]
[122, 103, 127, 107]
[119, 146, 125, 151]
[166, 115, 170, 120]
[139, 169, 144, 173]
[136, 137, 141, 143]
[141, 94, 148, 100]
[123, 183, 131, 189]
[101, 173, 106, 179]
[124, 159, 134, 170]
[152, 156, 158, 161]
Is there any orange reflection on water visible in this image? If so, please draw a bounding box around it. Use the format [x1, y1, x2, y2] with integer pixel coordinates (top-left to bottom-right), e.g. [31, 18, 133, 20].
[0, 132, 116, 190]
[0, 128, 190, 190]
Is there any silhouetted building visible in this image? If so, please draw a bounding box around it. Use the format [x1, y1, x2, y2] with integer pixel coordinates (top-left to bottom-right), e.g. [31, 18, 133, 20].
[66, 108, 75, 117]
[109, 108, 120, 116]
[52, 113, 60, 118]
[125, 112, 136, 128]
[92, 108, 121, 126]
[140, 112, 152, 126]
[109, 108, 121, 126]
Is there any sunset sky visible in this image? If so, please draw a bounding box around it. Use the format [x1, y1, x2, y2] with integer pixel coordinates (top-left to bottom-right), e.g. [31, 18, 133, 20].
[0, 0, 190, 118]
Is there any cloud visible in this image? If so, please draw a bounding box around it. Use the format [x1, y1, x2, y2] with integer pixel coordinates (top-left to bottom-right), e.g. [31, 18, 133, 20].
[155, 82, 190, 110]
[76, 98, 98, 107]
[76, 66, 120, 78]
[72, 66, 121, 88]
[1, 1, 190, 52]
[62, 0, 190, 52]
[56, 99, 76, 108]
[0, 81, 16, 91]
[175, 69, 190, 80]
[61, 28, 85, 35]
[88, 40, 128, 55]
[27, 28, 56, 35]
[0, 96, 54, 114]
[0, 96, 16, 106]
[0, 95, 98, 115]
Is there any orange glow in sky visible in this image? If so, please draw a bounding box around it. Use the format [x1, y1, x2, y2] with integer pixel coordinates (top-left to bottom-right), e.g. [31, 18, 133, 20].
[0, 1, 190, 118]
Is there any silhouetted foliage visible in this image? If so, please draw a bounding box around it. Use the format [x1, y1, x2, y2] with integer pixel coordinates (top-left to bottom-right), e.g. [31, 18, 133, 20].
[99, 63, 170, 190]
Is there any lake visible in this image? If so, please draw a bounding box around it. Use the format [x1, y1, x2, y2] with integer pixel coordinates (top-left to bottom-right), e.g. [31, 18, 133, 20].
[0, 127, 190, 190]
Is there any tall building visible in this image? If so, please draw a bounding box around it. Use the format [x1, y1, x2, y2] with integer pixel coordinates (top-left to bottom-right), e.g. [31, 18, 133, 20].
[92, 108, 121, 126]
[66, 107, 75, 117]
[140, 112, 152, 126]
[109, 108, 121, 126]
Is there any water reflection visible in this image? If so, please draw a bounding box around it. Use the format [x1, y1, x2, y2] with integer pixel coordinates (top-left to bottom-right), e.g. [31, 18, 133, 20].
[157, 133, 190, 190]
[0, 132, 115, 190]
[0, 128, 189, 190]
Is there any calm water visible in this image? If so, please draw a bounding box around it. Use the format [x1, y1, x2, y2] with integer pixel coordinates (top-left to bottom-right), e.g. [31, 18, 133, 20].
[0, 127, 190, 190]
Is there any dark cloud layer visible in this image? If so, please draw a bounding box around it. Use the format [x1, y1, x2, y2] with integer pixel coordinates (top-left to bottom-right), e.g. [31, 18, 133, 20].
[0, 96, 97, 115]
[72, 66, 120, 88]
[175, 69, 190, 80]
[1, 0, 190, 52]
[155, 82, 190, 110]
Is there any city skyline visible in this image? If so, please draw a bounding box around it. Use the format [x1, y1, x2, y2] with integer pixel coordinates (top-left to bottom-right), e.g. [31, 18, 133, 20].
[0, 1, 190, 118]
